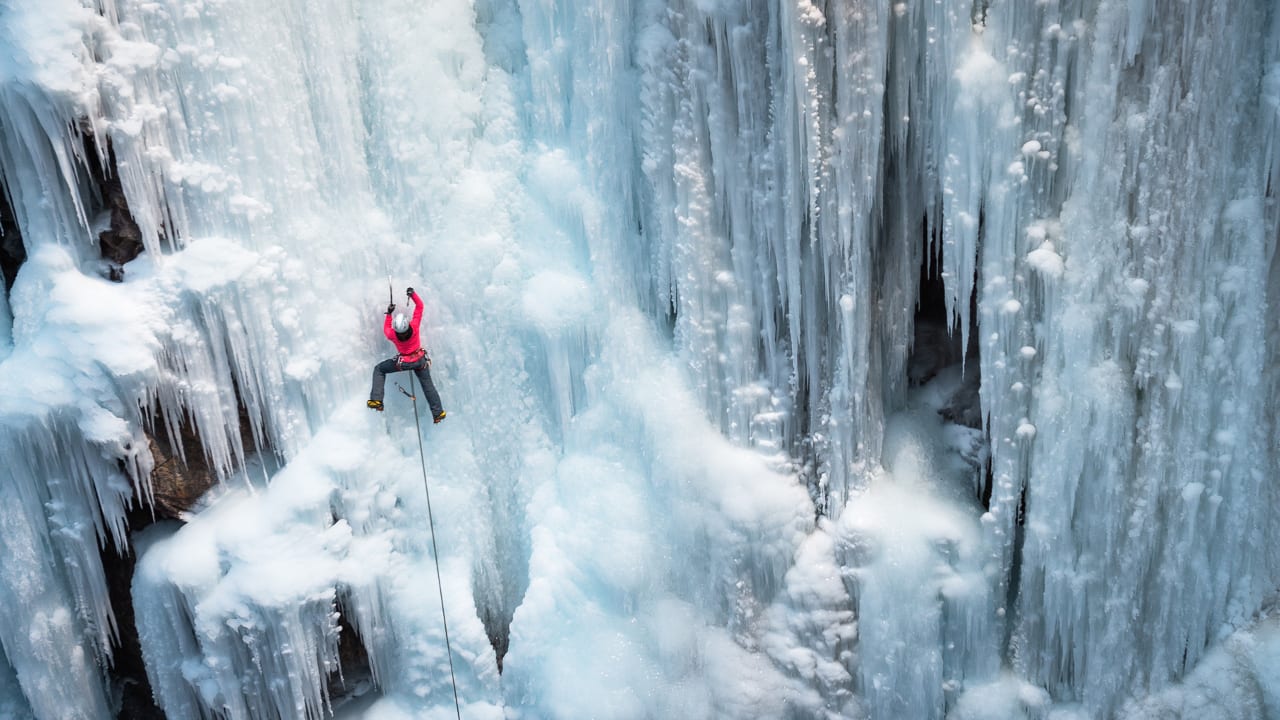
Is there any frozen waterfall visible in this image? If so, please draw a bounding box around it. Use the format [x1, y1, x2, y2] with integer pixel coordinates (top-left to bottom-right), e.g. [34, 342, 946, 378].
[0, 0, 1276, 719]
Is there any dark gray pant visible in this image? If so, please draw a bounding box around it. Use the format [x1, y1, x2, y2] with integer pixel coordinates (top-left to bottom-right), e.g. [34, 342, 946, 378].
[370, 356, 443, 417]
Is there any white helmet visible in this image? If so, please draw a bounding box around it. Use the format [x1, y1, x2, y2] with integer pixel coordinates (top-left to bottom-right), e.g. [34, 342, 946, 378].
[392, 312, 410, 333]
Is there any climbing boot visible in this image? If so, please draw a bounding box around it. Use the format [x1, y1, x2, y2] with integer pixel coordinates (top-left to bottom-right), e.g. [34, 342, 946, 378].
[433, 411, 446, 424]
[367, 399, 384, 412]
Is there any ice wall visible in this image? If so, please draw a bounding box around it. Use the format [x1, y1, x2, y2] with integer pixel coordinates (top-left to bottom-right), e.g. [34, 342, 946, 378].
[0, 0, 505, 715]
[633, 0, 914, 515]
[622, 0, 1280, 716]
[976, 2, 1279, 716]
[131, 419, 504, 720]
[935, 15, 1280, 710]
[0, 0, 1277, 719]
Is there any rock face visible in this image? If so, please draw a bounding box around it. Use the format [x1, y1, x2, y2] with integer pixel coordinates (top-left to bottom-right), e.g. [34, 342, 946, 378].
[100, 541, 165, 720]
[97, 178, 144, 282]
[144, 402, 262, 518]
[146, 429, 218, 520]
[0, 190, 23, 291]
[938, 371, 982, 430]
[907, 319, 968, 387]
[329, 609, 375, 704]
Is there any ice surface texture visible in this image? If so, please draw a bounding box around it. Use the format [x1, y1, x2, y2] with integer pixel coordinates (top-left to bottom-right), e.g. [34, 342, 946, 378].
[0, 0, 1276, 719]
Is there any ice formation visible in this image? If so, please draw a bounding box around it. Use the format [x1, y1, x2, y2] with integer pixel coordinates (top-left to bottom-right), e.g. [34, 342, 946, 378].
[0, 0, 1276, 719]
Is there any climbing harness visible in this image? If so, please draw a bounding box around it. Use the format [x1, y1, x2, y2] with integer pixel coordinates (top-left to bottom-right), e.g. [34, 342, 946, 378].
[396, 381, 462, 720]
[397, 348, 427, 365]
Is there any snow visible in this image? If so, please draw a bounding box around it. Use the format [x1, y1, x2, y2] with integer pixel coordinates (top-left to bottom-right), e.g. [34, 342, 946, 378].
[1027, 242, 1066, 279]
[521, 270, 593, 333]
[0, 0, 1276, 719]
[839, 387, 994, 718]
[1117, 616, 1280, 720]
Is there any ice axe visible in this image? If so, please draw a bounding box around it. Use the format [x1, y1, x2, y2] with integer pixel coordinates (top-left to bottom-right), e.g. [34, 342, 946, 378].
[384, 273, 400, 316]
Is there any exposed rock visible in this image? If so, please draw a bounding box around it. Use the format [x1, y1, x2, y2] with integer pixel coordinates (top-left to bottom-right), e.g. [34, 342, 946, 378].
[145, 402, 264, 519]
[97, 178, 143, 282]
[100, 539, 165, 720]
[909, 234, 980, 389]
[146, 429, 218, 520]
[328, 608, 375, 703]
[938, 368, 982, 429]
[907, 319, 967, 387]
[0, 188, 24, 292]
[78, 124, 148, 282]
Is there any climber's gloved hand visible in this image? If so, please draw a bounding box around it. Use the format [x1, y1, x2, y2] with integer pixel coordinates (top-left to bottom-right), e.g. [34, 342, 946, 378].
[406, 287, 415, 298]
[386, 303, 396, 315]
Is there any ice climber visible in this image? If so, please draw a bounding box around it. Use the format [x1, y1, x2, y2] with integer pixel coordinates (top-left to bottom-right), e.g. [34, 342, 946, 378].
[368, 287, 446, 423]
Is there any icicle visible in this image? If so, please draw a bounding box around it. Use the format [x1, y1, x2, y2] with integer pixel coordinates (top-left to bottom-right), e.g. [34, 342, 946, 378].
[1, 0, 1275, 718]
[0, 428, 120, 720]
[1004, 0, 1280, 714]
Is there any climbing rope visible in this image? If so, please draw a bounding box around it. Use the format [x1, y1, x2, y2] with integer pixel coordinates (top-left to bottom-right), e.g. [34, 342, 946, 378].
[396, 381, 462, 720]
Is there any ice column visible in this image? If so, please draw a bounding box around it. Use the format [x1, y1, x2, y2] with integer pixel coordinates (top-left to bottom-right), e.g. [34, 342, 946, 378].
[134, 524, 344, 720]
[1007, 0, 1280, 714]
[633, 0, 920, 511]
[0, 418, 150, 720]
[0, 0, 386, 714]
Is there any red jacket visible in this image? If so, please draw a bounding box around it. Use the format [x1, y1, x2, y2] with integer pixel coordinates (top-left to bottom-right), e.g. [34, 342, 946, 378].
[385, 291, 426, 359]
